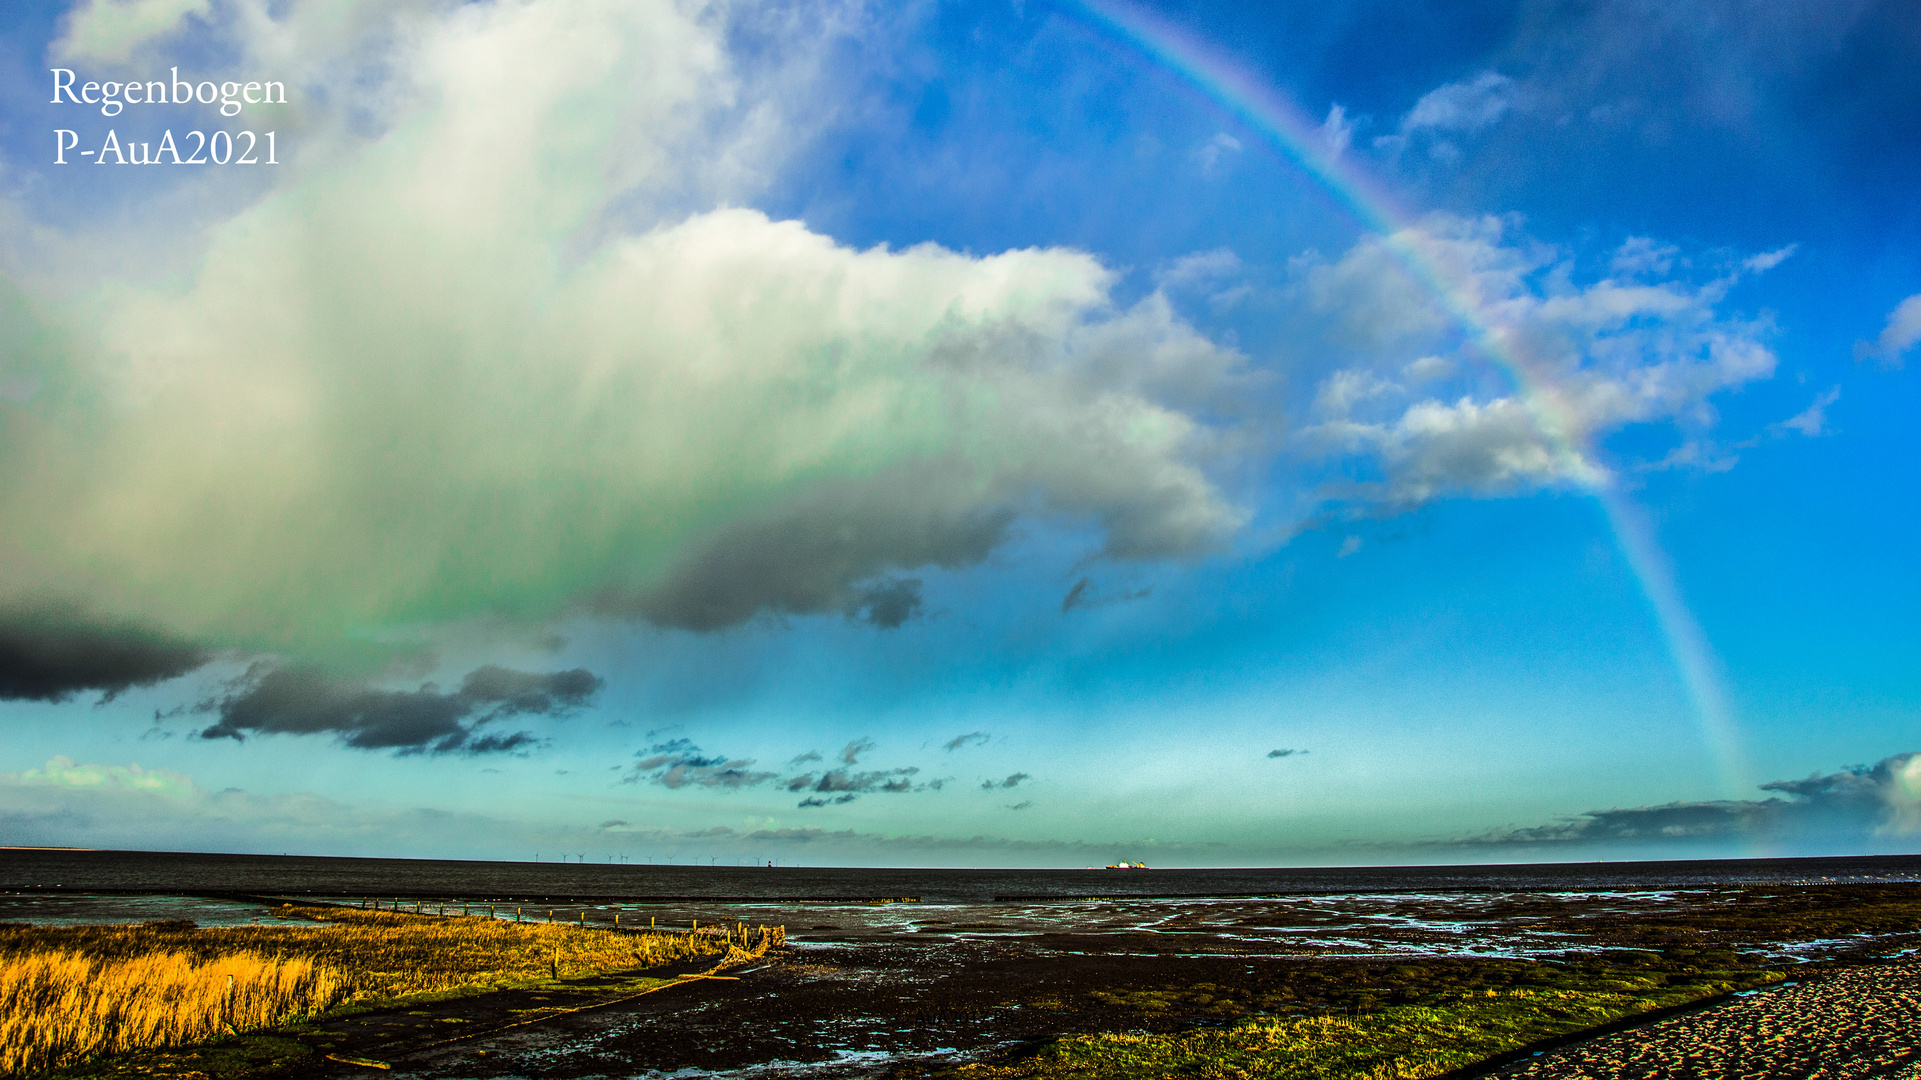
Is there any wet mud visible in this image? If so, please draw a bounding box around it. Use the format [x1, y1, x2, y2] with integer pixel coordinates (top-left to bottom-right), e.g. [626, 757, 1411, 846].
[268, 883, 1921, 1080]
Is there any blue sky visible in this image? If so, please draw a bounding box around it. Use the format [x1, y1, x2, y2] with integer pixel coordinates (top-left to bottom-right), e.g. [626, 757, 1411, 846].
[1, 0, 1916, 867]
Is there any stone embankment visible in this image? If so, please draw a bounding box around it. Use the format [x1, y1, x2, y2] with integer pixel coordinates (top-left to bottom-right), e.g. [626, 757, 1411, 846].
[1491, 955, 1921, 1080]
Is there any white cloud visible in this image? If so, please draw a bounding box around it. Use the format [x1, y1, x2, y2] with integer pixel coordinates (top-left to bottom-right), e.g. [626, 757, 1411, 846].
[1610, 236, 1679, 277]
[2, 0, 1251, 658]
[1298, 214, 1780, 505]
[1768, 385, 1840, 438]
[1156, 248, 1241, 290]
[1313, 368, 1400, 418]
[1742, 244, 1797, 274]
[1855, 293, 1921, 368]
[1319, 104, 1354, 158]
[11, 755, 198, 798]
[54, 0, 209, 63]
[1192, 132, 1243, 174]
[1641, 439, 1739, 475]
[1401, 71, 1513, 135]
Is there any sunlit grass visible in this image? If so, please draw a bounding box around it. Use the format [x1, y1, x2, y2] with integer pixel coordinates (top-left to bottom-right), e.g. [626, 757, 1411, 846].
[0, 946, 342, 1078]
[947, 975, 1779, 1080]
[0, 906, 780, 1077]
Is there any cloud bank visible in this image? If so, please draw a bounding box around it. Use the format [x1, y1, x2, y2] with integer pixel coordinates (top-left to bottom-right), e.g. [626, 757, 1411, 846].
[1457, 753, 1921, 849]
[2, 0, 1249, 670]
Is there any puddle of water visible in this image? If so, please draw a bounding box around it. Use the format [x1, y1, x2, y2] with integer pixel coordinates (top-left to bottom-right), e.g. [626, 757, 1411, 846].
[0, 892, 279, 927]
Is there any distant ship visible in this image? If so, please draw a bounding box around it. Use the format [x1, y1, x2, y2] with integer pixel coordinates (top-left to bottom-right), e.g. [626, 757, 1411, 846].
[1103, 861, 1149, 869]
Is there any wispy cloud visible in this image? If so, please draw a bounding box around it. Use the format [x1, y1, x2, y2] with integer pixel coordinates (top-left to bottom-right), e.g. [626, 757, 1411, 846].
[1855, 293, 1921, 368]
[1767, 386, 1840, 438]
[981, 772, 1030, 790]
[942, 731, 990, 752]
[1061, 577, 1152, 612]
[624, 738, 777, 790]
[1192, 132, 1242, 173]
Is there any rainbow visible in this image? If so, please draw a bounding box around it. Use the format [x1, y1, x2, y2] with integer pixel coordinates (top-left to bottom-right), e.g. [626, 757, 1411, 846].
[1070, 0, 1750, 797]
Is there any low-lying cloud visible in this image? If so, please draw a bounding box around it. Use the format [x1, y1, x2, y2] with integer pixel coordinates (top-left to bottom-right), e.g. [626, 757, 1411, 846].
[0, 753, 1231, 862]
[193, 663, 602, 754]
[1457, 753, 1921, 848]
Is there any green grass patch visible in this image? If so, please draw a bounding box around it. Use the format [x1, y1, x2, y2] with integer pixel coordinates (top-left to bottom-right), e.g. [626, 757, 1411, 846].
[949, 970, 1780, 1080]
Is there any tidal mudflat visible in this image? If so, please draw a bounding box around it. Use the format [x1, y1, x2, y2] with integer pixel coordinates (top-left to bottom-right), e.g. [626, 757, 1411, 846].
[360, 884, 1921, 1080]
[12, 880, 1917, 1080]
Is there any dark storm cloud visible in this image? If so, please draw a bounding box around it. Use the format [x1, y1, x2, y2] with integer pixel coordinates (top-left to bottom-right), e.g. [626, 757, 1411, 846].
[846, 578, 923, 628]
[788, 764, 937, 807]
[943, 731, 990, 751]
[625, 738, 777, 789]
[602, 469, 1014, 631]
[194, 663, 602, 754]
[1456, 753, 1921, 847]
[0, 606, 209, 702]
[981, 772, 1030, 790]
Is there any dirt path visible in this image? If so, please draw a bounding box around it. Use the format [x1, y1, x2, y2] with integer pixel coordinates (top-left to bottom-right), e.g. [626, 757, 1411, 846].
[1487, 956, 1921, 1080]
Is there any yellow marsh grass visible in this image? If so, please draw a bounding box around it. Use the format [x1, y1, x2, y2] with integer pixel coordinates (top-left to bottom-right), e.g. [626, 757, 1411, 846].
[0, 946, 342, 1076]
[0, 907, 772, 1076]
